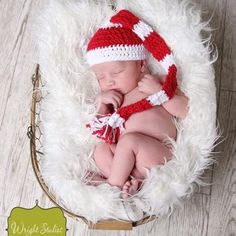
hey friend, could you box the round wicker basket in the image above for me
[27,64,157,230]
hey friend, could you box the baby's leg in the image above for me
[133,133,172,177]
[93,142,115,178]
[107,132,172,189]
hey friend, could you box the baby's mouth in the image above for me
[115,89,123,94]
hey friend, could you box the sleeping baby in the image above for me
[85,10,189,199]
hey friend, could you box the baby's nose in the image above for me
[108,79,115,86]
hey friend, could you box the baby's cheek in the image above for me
[127,82,138,92]
[129,78,139,87]
[100,83,108,91]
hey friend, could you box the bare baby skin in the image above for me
[87,60,189,199]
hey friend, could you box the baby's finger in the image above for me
[144,74,153,79]
[110,98,119,109]
[113,95,122,107]
[141,77,150,84]
[138,80,144,86]
[138,82,149,93]
[111,89,123,98]
[112,93,124,108]
[138,84,145,92]
[138,81,148,89]
[113,91,123,101]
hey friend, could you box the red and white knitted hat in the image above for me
[86,9,177,102]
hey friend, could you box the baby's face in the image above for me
[92,60,143,94]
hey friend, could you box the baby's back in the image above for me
[120,87,177,141]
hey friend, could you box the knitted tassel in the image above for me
[86,97,156,144]
[86,112,126,144]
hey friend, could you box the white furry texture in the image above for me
[33,0,219,223]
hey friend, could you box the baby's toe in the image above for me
[128,179,141,195]
[122,188,129,199]
[131,179,139,186]
[122,192,129,199]
[122,186,128,193]
[122,181,130,189]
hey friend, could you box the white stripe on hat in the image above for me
[132,20,153,41]
[86,44,146,65]
[159,53,176,73]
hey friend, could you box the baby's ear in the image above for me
[140,60,146,72]
[141,60,151,74]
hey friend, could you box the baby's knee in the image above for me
[118,132,142,150]
[95,142,109,151]
[94,142,109,158]
[93,142,112,163]
[93,142,113,177]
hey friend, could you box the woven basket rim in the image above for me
[28,64,157,230]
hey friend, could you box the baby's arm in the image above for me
[157,75,189,119]
[162,88,189,119]
[138,74,189,119]
[96,101,111,115]
[96,98,114,116]
[95,90,123,115]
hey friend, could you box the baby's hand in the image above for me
[96,90,123,110]
[138,74,162,95]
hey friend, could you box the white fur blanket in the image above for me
[33,0,219,223]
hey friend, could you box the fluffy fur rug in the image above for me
[33,0,219,223]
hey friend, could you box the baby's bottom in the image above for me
[93,132,172,189]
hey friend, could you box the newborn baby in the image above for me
[87,60,188,198]
[84,9,189,198]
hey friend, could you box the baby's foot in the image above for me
[122,178,141,199]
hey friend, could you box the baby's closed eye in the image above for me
[112,70,124,75]
[116,69,124,73]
